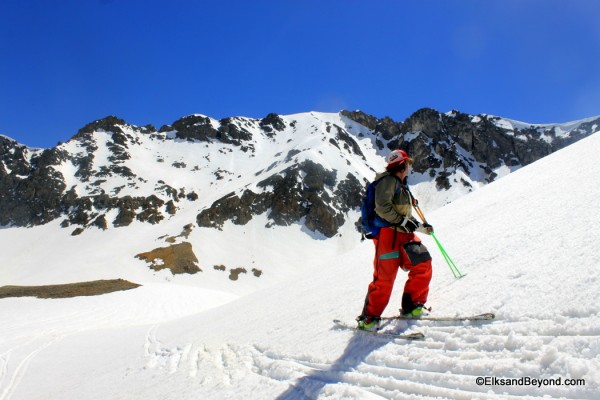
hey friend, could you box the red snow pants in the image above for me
[362,227,432,319]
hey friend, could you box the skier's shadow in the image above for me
[275,331,394,400]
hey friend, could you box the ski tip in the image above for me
[464,312,496,320]
[469,312,495,320]
[383,311,496,321]
[407,332,426,340]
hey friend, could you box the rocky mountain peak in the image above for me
[259,113,287,133]
[340,110,379,131]
[72,116,129,140]
[400,107,445,136]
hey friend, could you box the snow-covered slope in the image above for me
[1,129,598,399]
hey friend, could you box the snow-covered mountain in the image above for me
[1,109,598,237]
[0,124,598,399]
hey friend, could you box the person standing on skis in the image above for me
[357,149,434,331]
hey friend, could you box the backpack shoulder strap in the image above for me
[392,175,419,207]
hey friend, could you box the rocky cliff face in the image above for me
[196,160,363,238]
[1,109,598,237]
[342,109,599,189]
[0,136,68,226]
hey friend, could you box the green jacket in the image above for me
[374,171,414,233]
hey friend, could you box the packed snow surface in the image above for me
[1,133,600,399]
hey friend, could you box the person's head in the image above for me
[385,149,413,177]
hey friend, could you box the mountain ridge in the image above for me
[1,108,598,239]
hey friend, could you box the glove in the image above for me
[397,216,421,232]
[416,222,434,235]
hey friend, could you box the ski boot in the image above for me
[401,305,430,318]
[356,316,380,331]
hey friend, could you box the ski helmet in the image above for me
[385,149,410,170]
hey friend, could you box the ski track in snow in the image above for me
[139,314,599,399]
[0,334,66,400]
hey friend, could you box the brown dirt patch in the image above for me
[0,279,141,299]
[229,267,247,281]
[135,241,201,274]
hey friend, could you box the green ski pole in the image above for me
[413,203,465,279]
[430,232,465,279]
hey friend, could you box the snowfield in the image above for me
[1,132,600,399]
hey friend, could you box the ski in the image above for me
[383,312,495,322]
[332,319,425,340]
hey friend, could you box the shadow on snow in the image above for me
[275,330,396,399]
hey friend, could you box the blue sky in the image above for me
[1,0,599,148]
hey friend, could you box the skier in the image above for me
[357,149,434,331]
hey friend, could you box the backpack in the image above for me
[360,177,390,240]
